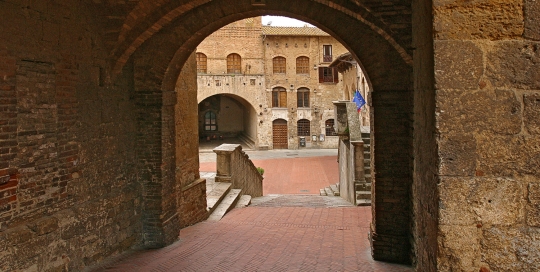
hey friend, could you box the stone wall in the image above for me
[0,1,142,271]
[264,34,347,149]
[335,102,365,205]
[434,0,540,270]
[197,18,349,149]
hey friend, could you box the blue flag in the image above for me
[352,90,366,112]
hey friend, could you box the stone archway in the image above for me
[3,0,539,271]
[198,94,259,147]
[128,1,416,265]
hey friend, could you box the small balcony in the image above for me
[323,55,333,62]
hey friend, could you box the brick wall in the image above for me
[370,90,413,264]
[0,1,142,271]
[176,53,208,227]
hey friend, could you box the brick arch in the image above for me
[112,0,412,81]
[158,11,411,94]
[132,0,415,265]
[197,92,258,114]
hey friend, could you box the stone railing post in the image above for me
[351,141,365,183]
[213,144,238,183]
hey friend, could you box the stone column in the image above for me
[213,144,240,183]
[351,141,365,183]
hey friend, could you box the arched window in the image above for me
[227,53,241,74]
[296,56,309,74]
[325,119,337,136]
[273,57,286,74]
[272,87,287,108]
[196,53,207,73]
[297,119,310,136]
[204,111,217,131]
[297,88,310,108]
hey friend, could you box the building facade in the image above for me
[196,17,353,149]
[330,52,371,127]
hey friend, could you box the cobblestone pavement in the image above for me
[91,196,413,272]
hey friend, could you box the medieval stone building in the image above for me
[0,0,538,271]
[330,52,371,127]
[196,17,350,149]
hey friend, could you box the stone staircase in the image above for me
[319,132,372,206]
[320,183,340,197]
[201,172,252,221]
[355,132,372,206]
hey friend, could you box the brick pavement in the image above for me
[200,155,339,195]
[91,196,413,272]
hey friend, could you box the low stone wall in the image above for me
[214,144,263,197]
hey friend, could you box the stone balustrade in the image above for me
[213,144,263,197]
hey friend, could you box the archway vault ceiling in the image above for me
[86,0,413,75]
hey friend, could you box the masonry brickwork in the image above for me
[0,0,538,271]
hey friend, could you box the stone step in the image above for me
[365,174,372,183]
[357,199,372,206]
[206,182,232,214]
[320,188,327,196]
[361,132,370,138]
[364,152,371,159]
[235,195,252,208]
[365,167,371,175]
[364,159,371,167]
[355,182,371,191]
[330,184,340,196]
[324,187,334,197]
[356,190,371,200]
[207,189,243,221]
[362,138,371,144]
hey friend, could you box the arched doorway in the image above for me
[272,119,288,149]
[111,0,417,267]
[198,94,258,147]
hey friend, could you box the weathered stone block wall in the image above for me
[264,34,346,149]
[434,0,540,270]
[0,1,141,271]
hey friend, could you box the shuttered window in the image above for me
[273,57,286,74]
[196,53,207,73]
[297,88,310,108]
[296,56,309,74]
[318,67,338,83]
[272,87,287,108]
[227,53,241,74]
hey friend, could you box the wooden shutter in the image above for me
[333,67,339,83]
[318,67,324,83]
[279,91,287,107]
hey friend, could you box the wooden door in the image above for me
[272,119,288,149]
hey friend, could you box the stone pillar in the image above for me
[214,144,239,183]
[370,90,413,264]
[351,141,365,183]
